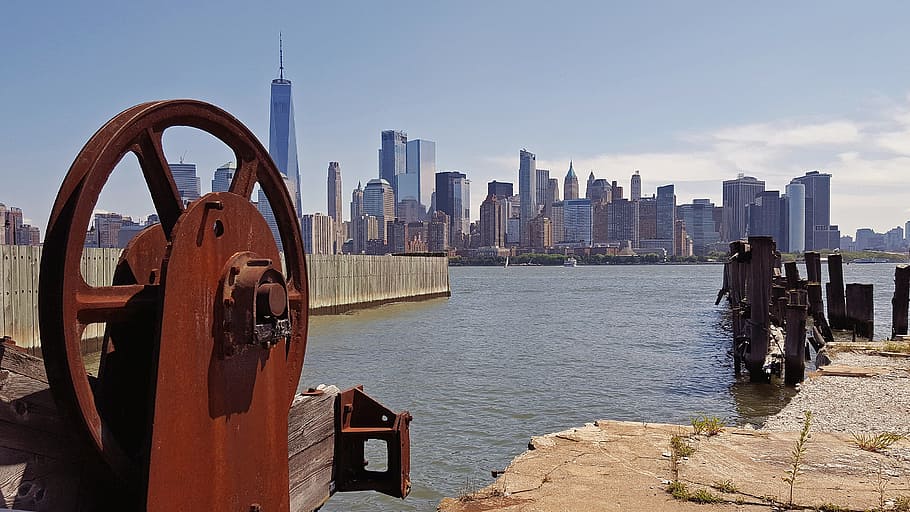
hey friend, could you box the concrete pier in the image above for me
[0,245,450,351]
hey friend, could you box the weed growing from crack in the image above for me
[783,410,812,508]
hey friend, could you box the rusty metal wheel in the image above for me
[38,100,308,498]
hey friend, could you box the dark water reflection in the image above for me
[299,262,900,511]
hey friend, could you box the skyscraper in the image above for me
[785,183,806,253]
[790,170,833,250]
[435,171,470,247]
[327,161,343,253]
[301,213,334,255]
[678,199,721,256]
[563,199,593,246]
[536,168,550,207]
[405,139,436,209]
[722,174,765,242]
[487,180,513,199]
[479,194,504,247]
[656,184,676,253]
[564,161,579,200]
[586,172,596,199]
[349,182,364,251]
[518,149,537,247]
[259,35,302,250]
[363,178,395,243]
[380,130,407,200]
[267,35,301,215]
[211,161,236,193]
[747,190,781,243]
[169,162,200,206]
[630,171,641,201]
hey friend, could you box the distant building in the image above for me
[785,183,806,252]
[89,212,140,248]
[638,197,657,240]
[536,168,550,209]
[656,184,676,246]
[269,39,302,216]
[352,214,379,254]
[428,211,450,252]
[301,213,334,255]
[550,201,565,244]
[611,180,623,202]
[211,161,236,193]
[563,199,593,247]
[790,170,833,250]
[169,162,201,206]
[406,139,436,209]
[608,199,634,244]
[592,201,609,244]
[327,161,343,253]
[564,162,579,200]
[585,172,596,200]
[528,214,552,250]
[479,194,504,248]
[678,199,721,256]
[380,130,407,201]
[519,149,537,247]
[674,219,693,257]
[363,178,395,243]
[630,171,642,201]
[588,179,611,204]
[722,174,765,241]
[488,180,513,199]
[747,190,782,244]
[435,171,471,247]
[396,198,425,223]
[546,178,560,209]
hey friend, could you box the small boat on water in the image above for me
[504,256,509,268]
[563,257,577,267]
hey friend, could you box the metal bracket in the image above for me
[335,386,412,498]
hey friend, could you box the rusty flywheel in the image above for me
[38,100,308,510]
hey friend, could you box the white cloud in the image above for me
[711,120,862,147]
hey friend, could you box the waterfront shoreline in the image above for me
[437,346,910,511]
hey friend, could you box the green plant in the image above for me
[711,479,737,493]
[689,488,723,504]
[671,434,696,458]
[692,415,726,436]
[893,495,910,512]
[882,341,910,353]
[783,410,813,508]
[815,503,846,512]
[668,480,689,500]
[852,432,905,452]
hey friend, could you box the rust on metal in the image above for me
[36,98,411,509]
[38,100,308,510]
[336,385,413,498]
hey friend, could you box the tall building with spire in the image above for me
[327,162,343,253]
[259,34,302,249]
[564,161,579,200]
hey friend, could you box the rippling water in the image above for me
[298,262,901,511]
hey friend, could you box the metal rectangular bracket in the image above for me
[335,386,412,498]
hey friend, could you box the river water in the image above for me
[298,262,900,511]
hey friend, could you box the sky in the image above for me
[3,1,910,239]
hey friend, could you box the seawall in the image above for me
[0,245,450,351]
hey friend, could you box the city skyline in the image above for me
[3,3,910,237]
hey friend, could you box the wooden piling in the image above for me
[784,290,808,386]
[747,237,774,381]
[826,253,847,329]
[805,251,822,284]
[784,261,801,290]
[892,265,910,339]
[846,283,875,340]
[806,283,834,343]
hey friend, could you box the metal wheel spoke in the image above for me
[134,128,184,238]
[229,155,259,199]
[75,284,158,325]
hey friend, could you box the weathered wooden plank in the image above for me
[892,265,910,338]
[288,387,338,512]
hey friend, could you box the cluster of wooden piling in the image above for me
[717,237,902,385]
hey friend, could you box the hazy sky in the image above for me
[3,1,910,238]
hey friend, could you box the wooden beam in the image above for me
[0,341,340,511]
